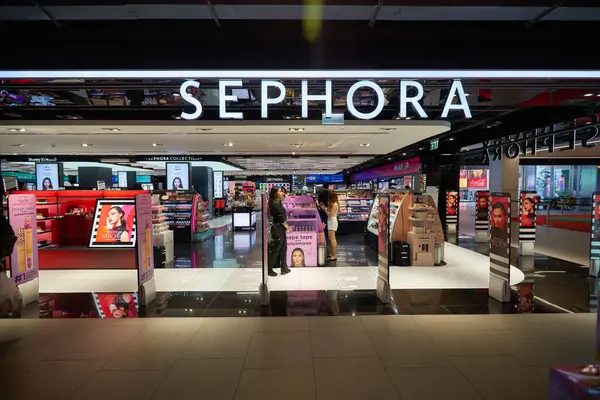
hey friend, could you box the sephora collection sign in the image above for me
[179,79,472,120]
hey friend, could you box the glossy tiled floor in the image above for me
[0,314,595,399]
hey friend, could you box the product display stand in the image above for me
[159,190,197,242]
[407,198,435,266]
[519,191,537,256]
[233,205,257,231]
[151,195,173,267]
[283,195,319,267]
[337,190,374,234]
[475,191,490,243]
[194,195,212,242]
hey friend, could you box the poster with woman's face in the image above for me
[36,163,59,190]
[93,293,138,318]
[89,199,136,247]
[520,192,537,228]
[286,232,317,267]
[166,163,190,190]
[446,191,458,215]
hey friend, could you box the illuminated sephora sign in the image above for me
[179,79,472,121]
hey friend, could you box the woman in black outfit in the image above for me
[268,187,291,277]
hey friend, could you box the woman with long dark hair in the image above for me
[106,206,130,242]
[268,186,291,276]
[172,177,184,190]
[42,177,53,190]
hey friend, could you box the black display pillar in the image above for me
[125,171,137,189]
[78,166,112,189]
[192,166,214,215]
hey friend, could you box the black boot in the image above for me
[281,267,291,275]
[268,269,278,277]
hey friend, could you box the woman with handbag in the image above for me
[268,187,291,277]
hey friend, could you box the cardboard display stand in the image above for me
[489,192,511,303]
[7,194,39,306]
[135,194,156,306]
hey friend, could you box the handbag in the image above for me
[0,272,23,316]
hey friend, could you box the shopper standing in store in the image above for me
[320,191,339,262]
[317,183,331,257]
[268,187,291,277]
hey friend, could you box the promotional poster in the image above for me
[475,191,490,231]
[489,193,511,283]
[262,193,269,282]
[35,163,59,190]
[135,194,154,286]
[377,194,390,303]
[93,293,139,318]
[519,191,537,242]
[446,190,459,228]
[8,194,39,285]
[166,162,190,190]
[286,232,317,267]
[118,171,128,188]
[214,171,223,199]
[89,199,136,248]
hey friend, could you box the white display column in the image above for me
[489,156,519,242]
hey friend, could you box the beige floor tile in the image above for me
[513,349,596,367]
[103,350,181,370]
[426,329,510,356]
[451,355,548,400]
[201,317,256,332]
[387,367,484,400]
[10,360,105,400]
[71,370,167,400]
[314,357,399,400]
[234,368,316,400]
[255,317,309,332]
[361,315,420,333]
[153,359,243,400]
[311,330,377,358]
[369,331,452,368]
[182,329,252,359]
[309,316,365,333]
[245,332,312,369]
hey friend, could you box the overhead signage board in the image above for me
[306,174,344,183]
[351,157,420,182]
[179,79,472,121]
[430,139,439,151]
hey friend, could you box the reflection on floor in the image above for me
[38,242,525,293]
[22,210,600,316]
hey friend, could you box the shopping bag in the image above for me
[0,272,23,316]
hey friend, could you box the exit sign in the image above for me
[430,139,439,150]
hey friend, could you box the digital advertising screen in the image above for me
[520,191,537,229]
[475,191,490,224]
[306,174,344,184]
[88,199,136,248]
[490,193,511,260]
[166,162,190,190]
[118,171,128,188]
[35,163,59,190]
[214,171,223,199]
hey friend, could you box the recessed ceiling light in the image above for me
[152,143,164,147]
[8,128,26,132]
[172,115,182,120]
[465,93,470,97]
[197,128,212,132]
[360,143,371,147]
[449,138,455,141]
[380,128,396,131]
[597,94,600,97]
[584,93,594,97]
[284,116,292,120]
[228,142,233,147]
[12,153,18,155]
[292,152,296,155]
[10,144,25,147]
[102,128,121,132]
[394,116,402,120]
[81,143,94,147]
[289,128,305,132]
[402,152,407,156]
[290,144,303,148]
[405,117,412,120]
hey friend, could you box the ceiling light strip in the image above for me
[2,70,600,79]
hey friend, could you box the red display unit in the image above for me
[12,190,146,270]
